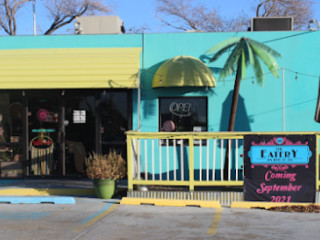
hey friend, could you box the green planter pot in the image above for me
[93,179,116,199]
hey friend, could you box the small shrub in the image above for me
[85,150,126,180]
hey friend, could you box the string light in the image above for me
[142,67,320,88]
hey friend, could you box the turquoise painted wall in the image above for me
[133,31,320,133]
[0,32,319,178]
[0,32,318,133]
[0,34,142,49]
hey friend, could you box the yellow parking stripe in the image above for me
[207,208,222,235]
[74,204,118,232]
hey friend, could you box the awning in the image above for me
[0,47,141,89]
[152,56,215,88]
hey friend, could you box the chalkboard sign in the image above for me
[244,135,316,203]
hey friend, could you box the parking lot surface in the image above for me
[0,197,319,240]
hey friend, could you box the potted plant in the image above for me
[85,150,126,199]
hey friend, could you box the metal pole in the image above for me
[33,0,36,35]
[58,91,65,176]
[22,91,29,175]
[282,68,286,131]
[137,32,145,132]
[137,69,141,131]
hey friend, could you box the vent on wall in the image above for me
[251,17,294,31]
[74,15,125,35]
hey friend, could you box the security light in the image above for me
[308,19,320,31]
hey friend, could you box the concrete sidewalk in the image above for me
[1,179,319,209]
[0,178,128,197]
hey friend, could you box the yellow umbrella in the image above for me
[152,56,216,88]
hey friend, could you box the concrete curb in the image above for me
[120,197,221,208]
[0,188,95,196]
[230,201,320,209]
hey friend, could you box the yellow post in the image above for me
[126,135,133,191]
[189,136,195,191]
[316,134,319,191]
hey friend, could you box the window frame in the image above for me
[158,96,208,133]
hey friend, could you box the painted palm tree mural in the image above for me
[206,37,281,179]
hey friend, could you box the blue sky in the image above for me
[116,0,256,32]
[11,0,320,35]
[116,0,320,33]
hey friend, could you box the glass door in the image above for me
[99,91,131,156]
[64,90,131,176]
[28,91,60,176]
[64,90,97,176]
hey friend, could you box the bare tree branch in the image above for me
[156,0,249,32]
[157,0,314,32]
[255,0,314,30]
[44,0,113,35]
[0,0,30,35]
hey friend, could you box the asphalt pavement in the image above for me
[0,197,319,240]
[0,179,319,239]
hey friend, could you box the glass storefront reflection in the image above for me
[0,90,131,178]
[0,92,23,177]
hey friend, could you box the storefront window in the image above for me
[159,97,207,132]
[0,92,23,176]
[0,89,132,178]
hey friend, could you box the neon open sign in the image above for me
[169,102,192,117]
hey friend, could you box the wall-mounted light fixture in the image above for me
[308,19,320,31]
